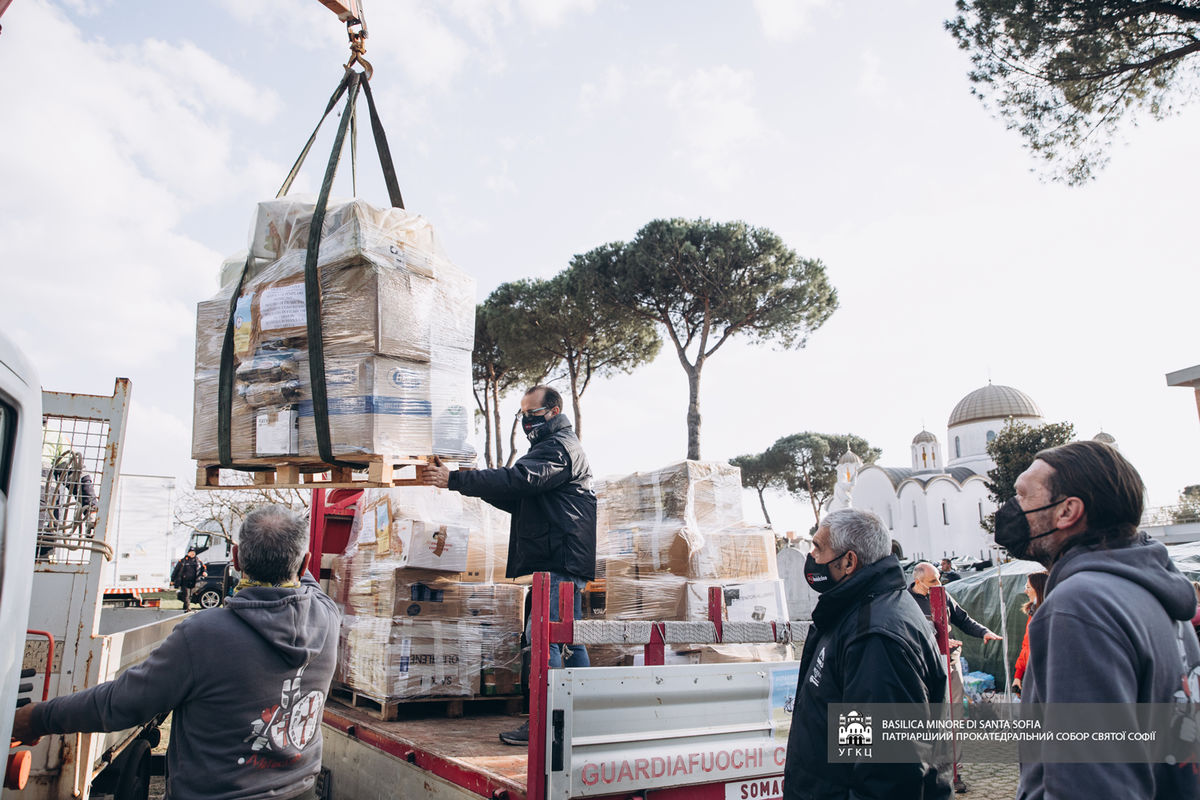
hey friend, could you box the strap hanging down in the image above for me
[216,70,404,471]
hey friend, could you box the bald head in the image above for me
[914,562,939,582]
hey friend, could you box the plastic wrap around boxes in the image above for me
[329,488,524,700]
[595,461,792,665]
[191,198,476,466]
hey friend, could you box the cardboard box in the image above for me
[342,618,482,699]
[597,461,745,533]
[682,579,789,623]
[604,558,686,621]
[368,499,470,573]
[687,526,779,581]
[389,574,525,625]
[698,643,794,664]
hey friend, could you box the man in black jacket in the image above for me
[422,385,596,746]
[171,549,207,612]
[909,562,1001,708]
[785,509,950,800]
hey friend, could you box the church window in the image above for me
[887,506,894,529]
[955,437,961,458]
[912,501,918,527]
[942,502,948,525]
[978,502,983,522]
[986,430,996,442]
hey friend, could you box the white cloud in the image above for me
[518,0,597,29]
[665,66,771,185]
[578,65,627,114]
[59,0,111,15]
[753,0,828,42]
[857,50,885,97]
[0,1,279,373]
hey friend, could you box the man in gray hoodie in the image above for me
[11,505,339,800]
[996,441,1200,800]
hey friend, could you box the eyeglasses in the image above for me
[515,406,548,420]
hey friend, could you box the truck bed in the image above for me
[323,699,529,799]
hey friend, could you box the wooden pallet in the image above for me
[196,457,475,490]
[329,685,522,721]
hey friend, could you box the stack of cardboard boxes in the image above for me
[329,487,525,700]
[191,198,476,466]
[596,461,790,664]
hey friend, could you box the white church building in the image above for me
[848,383,1045,562]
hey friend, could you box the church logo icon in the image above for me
[838,711,872,746]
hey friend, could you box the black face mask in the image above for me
[804,550,849,593]
[993,496,1065,559]
[522,412,549,438]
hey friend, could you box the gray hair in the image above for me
[237,505,309,584]
[821,508,891,566]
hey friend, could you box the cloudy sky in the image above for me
[2,0,1197,536]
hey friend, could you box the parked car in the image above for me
[176,560,239,609]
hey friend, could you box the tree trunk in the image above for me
[480,383,494,468]
[491,383,504,467]
[507,416,521,466]
[804,469,820,526]
[686,364,702,460]
[757,488,772,525]
[567,357,583,440]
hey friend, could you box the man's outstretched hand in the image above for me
[420,456,451,489]
[10,703,40,745]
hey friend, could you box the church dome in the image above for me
[948,383,1042,428]
[838,448,863,466]
[912,429,937,445]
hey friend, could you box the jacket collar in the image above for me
[812,555,906,629]
[529,412,572,444]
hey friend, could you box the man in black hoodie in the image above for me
[998,441,1200,800]
[422,384,596,746]
[784,508,950,799]
[11,505,339,800]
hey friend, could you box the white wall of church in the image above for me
[947,419,1005,469]
[852,467,997,562]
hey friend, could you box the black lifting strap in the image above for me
[217,70,405,470]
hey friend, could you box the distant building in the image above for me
[848,383,1046,561]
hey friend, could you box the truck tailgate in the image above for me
[323,700,529,799]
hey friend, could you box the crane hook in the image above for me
[342,5,373,80]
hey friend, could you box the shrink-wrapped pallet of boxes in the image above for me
[595,461,792,664]
[332,487,524,701]
[191,198,476,471]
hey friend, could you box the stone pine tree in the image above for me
[1170,485,1200,524]
[490,258,661,442]
[471,288,556,468]
[947,1,1200,183]
[589,218,837,460]
[730,448,790,525]
[981,418,1076,532]
[771,432,881,527]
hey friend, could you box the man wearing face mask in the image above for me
[784,509,950,800]
[420,385,596,747]
[998,441,1200,800]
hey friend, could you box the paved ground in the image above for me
[956,761,1019,798]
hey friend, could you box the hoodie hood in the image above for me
[225,583,335,668]
[1050,532,1197,622]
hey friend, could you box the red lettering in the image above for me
[741,786,750,800]
[746,747,761,768]
[701,751,715,772]
[732,749,745,770]
[651,757,667,778]
[581,763,598,786]
[716,750,731,771]
[774,745,787,766]
[601,761,616,784]
[670,755,686,775]
[617,761,634,783]
[634,758,650,780]
[688,752,700,773]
